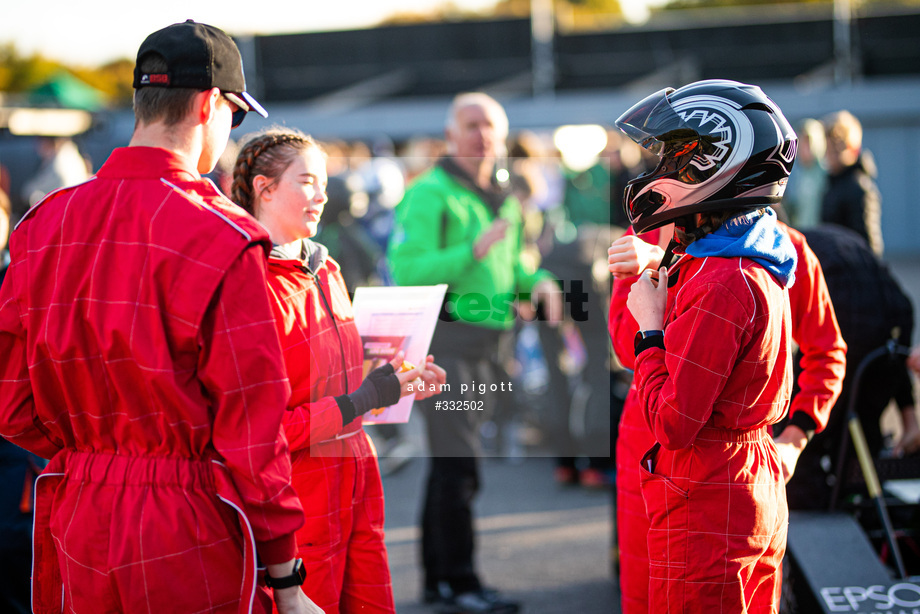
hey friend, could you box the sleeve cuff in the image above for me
[634,335,665,356]
[376,373,402,408]
[335,394,357,425]
[257,533,298,566]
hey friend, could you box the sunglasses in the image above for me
[222,92,249,129]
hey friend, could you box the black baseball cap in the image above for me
[133,20,267,121]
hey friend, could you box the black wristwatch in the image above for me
[634,329,664,353]
[264,558,306,589]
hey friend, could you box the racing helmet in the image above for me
[616,79,797,234]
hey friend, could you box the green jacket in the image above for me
[387,163,553,330]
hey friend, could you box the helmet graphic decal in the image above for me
[762,112,797,170]
[737,111,797,200]
[632,95,754,214]
[681,109,733,171]
[674,95,754,184]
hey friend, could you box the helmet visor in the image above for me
[615,87,697,157]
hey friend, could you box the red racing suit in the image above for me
[609,227,664,614]
[782,224,847,436]
[265,242,394,614]
[0,147,304,614]
[609,226,845,613]
[633,251,793,612]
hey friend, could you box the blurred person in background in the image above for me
[534,129,622,488]
[388,92,562,614]
[508,131,561,215]
[783,118,826,229]
[508,131,562,257]
[322,140,351,177]
[507,156,546,282]
[355,135,407,254]
[506,132,564,462]
[20,136,91,209]
[347,140,372,172]
[821,110,884,256]
[0,165,10,198]
[231,127,446,614]
[398,136,447,183]
[0,184,40,614]
[605,130,648,231]
[207,136,240,196]
[782,224,917,511]
[556,129,613,230]
[911,346,920,375]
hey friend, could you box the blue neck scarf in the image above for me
[685,208,797,288]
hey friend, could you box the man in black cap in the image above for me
[0,21,320,614]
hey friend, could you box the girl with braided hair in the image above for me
[232,127,447,614]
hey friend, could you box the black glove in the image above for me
[335,363,402,424]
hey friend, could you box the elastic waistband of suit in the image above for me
[695,426,769,443]
[61,450,216,489]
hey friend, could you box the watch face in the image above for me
[294,559,306,584]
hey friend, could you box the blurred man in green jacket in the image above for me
[388,92,560,614]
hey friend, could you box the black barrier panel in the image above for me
[859,11,920,77]
[251,9,920,103]
[786,511,896,613]
[257,19,532,102]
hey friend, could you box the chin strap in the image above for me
[658,237,680,271]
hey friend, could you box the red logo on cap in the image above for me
[144,74,170,85]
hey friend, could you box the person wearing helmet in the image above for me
[618,80,798,612]
[608,220,846,614]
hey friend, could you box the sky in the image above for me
[2,0,656,66]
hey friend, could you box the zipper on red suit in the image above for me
[299,264,350,393]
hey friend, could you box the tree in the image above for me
[0,44,62,95]
[492,0,623,25]
[377,0,623,28]
[0,43,133,108]
[658,0,919,10]
[378,1,484,25]
[73,60,134,105]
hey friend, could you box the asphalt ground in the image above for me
[376,449,620,614]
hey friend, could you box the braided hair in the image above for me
[231,127,323,216]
